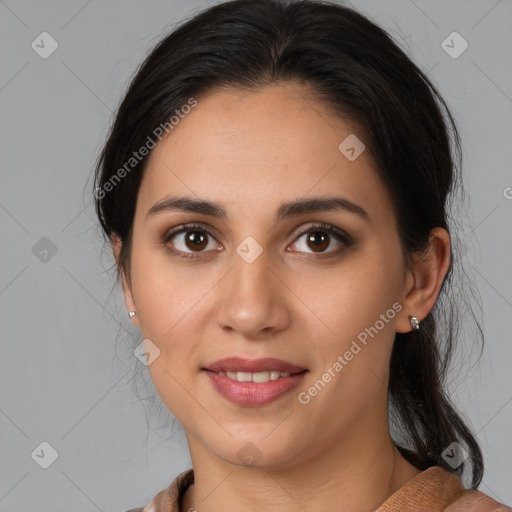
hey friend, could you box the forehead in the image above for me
[136,83,394,224]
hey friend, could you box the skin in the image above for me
[112,83,451,512]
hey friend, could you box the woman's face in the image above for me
[120,83,413,469]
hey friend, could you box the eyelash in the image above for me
[161,222,353,260]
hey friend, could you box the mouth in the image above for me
[205,369,307,383]
[203,356,308,375]
[202,357,309,406]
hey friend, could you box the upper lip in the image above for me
[203,357,307,374]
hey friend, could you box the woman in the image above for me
[93,0,510,510]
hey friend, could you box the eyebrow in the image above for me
[145,195,369,223]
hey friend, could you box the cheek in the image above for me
[296,249,403,343]
[294,247,403,404]
[130,244,211,341]
[131,252,205,419]
[296,266,400,422]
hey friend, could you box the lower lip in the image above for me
[204,370,308,406]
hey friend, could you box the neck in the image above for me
[181,417,421,512]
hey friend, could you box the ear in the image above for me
[111,234,140,328]
[396,227,451,333]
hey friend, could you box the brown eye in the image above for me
[289,223,352,256]
[164,224,219,256]
[307,231,330,252]
[184,230,208,251]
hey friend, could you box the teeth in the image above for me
[217,370,293,382]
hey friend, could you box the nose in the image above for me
[214,247,291,338]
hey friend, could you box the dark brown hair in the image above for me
[92,0,484,487]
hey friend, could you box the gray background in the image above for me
[1,0,511,510]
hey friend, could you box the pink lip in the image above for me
[203,357,309,406]
[204,370,308,406]
[203,357,307,373]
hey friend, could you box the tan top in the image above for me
[126,466,511,512]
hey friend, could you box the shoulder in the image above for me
[444,489,511,512]
[377,466,511,512]
[124,468,195,512]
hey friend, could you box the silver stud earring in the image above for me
[410,316,420,331]
[128,311,136,319]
